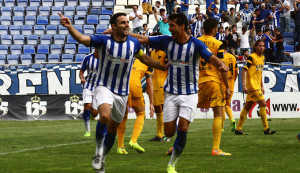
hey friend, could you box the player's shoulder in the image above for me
[83,52,94,60]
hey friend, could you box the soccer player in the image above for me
[129,13,228,173]
[117,58,154,154]
[197,18,231,156]
[79,49,100,137]
[58,12,168,172]
[235,40,276,135]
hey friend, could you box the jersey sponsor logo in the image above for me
[170,59,192,67]
[26,95,47,120]
[65,95,84,119]
[106,48,131,63]
[256,64,264,71]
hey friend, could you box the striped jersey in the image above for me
[90,34,141,96]
[270,10,281,28]
[193,19,204,38]
[254,34,263,41]
[216,32,226,41]
[239,9,253,23]
[80,53,99,91]
[149,35,212,95]
[263,34,272,49]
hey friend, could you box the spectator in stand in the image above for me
[174,5,181,14]
[273,28,287,62]
[294,0,300,45]
[284,44,300,65]
[259,3,271,23]
[192,14,205,37]
[142,0,154,15]
[176,0,190,19]
[254,0,263,8]
[155,1,165,13]
[153,8,167,32]
[206,0,219,9]
[191,7,207,21]
[263,28,277,62]
[238,24,256,55]
[278,0,291,33]
[249,9,265,31]
[164,0,176,14]
[187,26,193,36]
[139,24,151,56]
[220,0,238,13]
[238,49,250,61]
[221,16,230,30]
[229,47,240,59]
[254,28,264,41]
[227,25,240,55]
[228,7,239,27]
[261,20,275,35]
[129,5,144,33]
[153,8,172,35]
[270,4,281,29]
[238,3,253,27]
[216,26,226,40]
[208,2,223,22]
[239,0,251,11]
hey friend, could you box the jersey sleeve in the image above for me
[146,67,154,75]
[195,39,213,61]
[90,35,106,48]
[134,39,142,55]
[243,56,253,70]
[217,43,225,59]
[149,35,170,50]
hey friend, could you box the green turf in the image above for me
[0,118,299,173]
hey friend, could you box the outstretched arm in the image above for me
[129,33,150,44]
[136,53,169,71]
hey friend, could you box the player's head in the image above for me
[221,40,228,50]
[244,3,249,9]
[143,23,148,30]
[253,40,265,55]
[132,5,138,12]
[155,1,161,7]
[271,4,276,11]
[230,7,235,14]
[242,49,249,57]
[257,28,262,35]
[264,28,271,34]
[160,8,166,16]
[168,13,189,37]
[213,7,218,14]
[195,7,200,13]
[218,26,223,33]
[274,27,280,35]
[110,13,129,36]
[222,16,228,23]
[242,26,247,32]
[231,25,237,32]
[203,18,218,36]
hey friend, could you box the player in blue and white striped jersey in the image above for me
[129,13,228,173]
[79,50,100,137]
[59,12,168,172]
[238,3,253,27]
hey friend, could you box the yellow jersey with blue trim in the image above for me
[243,53,264,91]
[151,50,168,91]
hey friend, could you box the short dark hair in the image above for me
[159,8,165,13]
[143,23,147,27]
[296,43,300,51]
[222,40,228,50]
[257,28,262,32]
[264,28,271,32]
[222,16,228,22]
[242,26,247,31]
[230,7,235,11]
[155,1,161,4]
[168,13,189,31]
[152,32,162,36]
[110,13,127,25]
[203,18,218,35]
[255,9,260,13]
[242,49,249,55]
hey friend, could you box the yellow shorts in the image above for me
[246,89,265,102]
[128,85,145,108]
[153,90,164,106]
[197,81,226,109]
[226,91,234,106]
[142,3,152,14]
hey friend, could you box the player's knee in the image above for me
[165,130,175,138]
[99,113,110,124]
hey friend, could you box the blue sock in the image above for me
[173,130,187,156]
[103,132,116,156]
[95,121,107,155]
[83,110,90,120]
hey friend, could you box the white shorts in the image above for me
[83,88,94,104]
[163,93,198,123]
[92,96,98,110]
[95,86,128,123]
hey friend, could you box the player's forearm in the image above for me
[129,33,149,45]
[79,69,85,80]
[139,54,167,71]
[221,71,229,88]
[241,68,247,86]
[68,25,91,46]
[146,77,154,104]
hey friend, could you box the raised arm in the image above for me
[208,2,215,13]
[129,33,150,44]
[58,12,91,46]
[153,8,159,22]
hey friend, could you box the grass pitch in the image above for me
[0,118,299,173]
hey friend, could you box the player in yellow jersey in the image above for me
[235,40,276,135]
[117,58,154,154]
[197,18,231,156]
[221,41,238,132]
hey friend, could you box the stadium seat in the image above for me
[83,25,95,34]
[104,0,114,8]
[54,0,65,7]
[39,6,50,16]
[67,35,78,44]
[92,0,102,7]
[78,44,90,54]
[283,42,294,52]
[99,15,110,25]
[13,35,25,45]
[79,0,90,6]
[48,54,60,63]
[14,6,25,16]
[0,0,3,7]
[7,55,19,64]
[4,0,15,7]
[11,45,22,55]
[128,0,138,5]
[17,0,28,7]
[49,15,61,25]
[1,7,12,16]
[67,0,77,6]
[26,6,38,16]
[96,24,108,34]
[0,55,6,64]
[22,25,33,36]
[23,45,35,54]
[75,54,85,62]
[54,34,66,44]
[0,16,12,25]
[40,35,52,44]
[42,0,53,6]
[65,15,74,24]
[76,6,88,16]
[13,16,24,25]
[9,25,21,35]
[35,54,47,63]
[20,54,33,64]
[58,25,68,35]
[46,25,57,35]
[37,44,50,54]
[34,25,45,35]
[1,35,12,45]
[30,0,41,6]
[114,5,125,13]
[65,44,76,54]
[290,23,295,33]
[87,15,99,25]
[0,45,9,55]
[283,32,294,45]
[50,44,63,54]
[101,7,113,15]
[27,35,38,45]
[25,16,36,25]
[37,16,49,25]
[90,8,102,15]
[52,6,63,15]
[62,54,74,62]
[74,15,86,25]
[64,6,75,16]
[0,25,9,35]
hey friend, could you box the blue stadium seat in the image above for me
[74,15,86,25]
[29,0,41,6]
[52,6,63,15]
[46,25,57,35]
[90,8,102,15]
[0,55,6,64]
[0,25,9,35]
[13,16,24,25]
[1,35,12,45]
[78,44,90,54]
[101,7,113,15]
[99,15,110,25]
[104,0,114,8]
[14,6,25,16]
[7,55,19,64]
[17,0,28,7]
[92,0,102,7]
[54,0,65,7]
[283,42,294,52]
[58,25,68,35]
[87,15,99,25]
[62,54,74,62]
[4,0,15,7]
[21,54,33,64]
[37,44,50,54]
[48,54,60,63]
[39,6,50,16]
[35,54,47,66]
[65,15,74,24]
[83,25,95,34]
[76,6,88,16]
[74,25,83,33]
[42,0,53,6]
[79,0,90,6]
[11,45,22,55]
[23,45,35,54]
[1,7,12,16]
[0,16,12,25]
[283,32,294,45]
[25,16,36,25]
[34,25,45,35]
[75,54,85,62]
[49,15,60,25]
[22,25,33,36]
[290,23,295,33]
[0,0,3,7]
[67,0,77,6]
[26,6,38,16]
[65,44,76,54]
[64,6,75,16]
[96,24,108,34]
[50,44,63,54]
[0,45,9,55]
[13,35,25,45]
[67,35,78,44]
[37,16,48,25]
[9,25,21,35]
[40,35,52,44]
[54,34,65,44]
[27,35,38,45]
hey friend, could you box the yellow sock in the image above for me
[156,112,164,138]
[259,107,269,130]
[131,111,145,143]
[225,106,234,121]
[117,111,128,148]
[212,117,222,150]
[221,108,225,130]
[236,108,248,131]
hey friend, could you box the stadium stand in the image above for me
[26,6,38,16]
[46,25,58,35]
[58,25,68,35]
[17,0,28,7]
[39,6,51,16]
[37,44,50,54]
[96,24,108,34]
[27,35,38,45]
[0,45,9,55]
[54,0,65,7]
[7,55,19,64]
[30,0,41,6]
[78,44,90,54]
[76,6,88,16]
[48,54,60,63]
[0,55,6,64]
[42,0,53,7]
[49,15,61,25]
[83,25,95,35]
[4,0,15,7]
[40,35,52,44]
[90,8,102,15]
[87,15,99,25]
[35,54,47,63]
[75,54,85,62]
[37,16,49,25]
[52,6,63,15]
[99,15,110,25]
[34,25,46,35]
[67,35,78,44]
[14,6,25,16]
[1,35,12,45]
[25,16,36,25]
[1,16,12,25]
[64,6,75,16]
[67,0,78,6]
[92,0,103,7]
[74,15,86,25]
[64,44,76,54]
[79,0,90,7]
